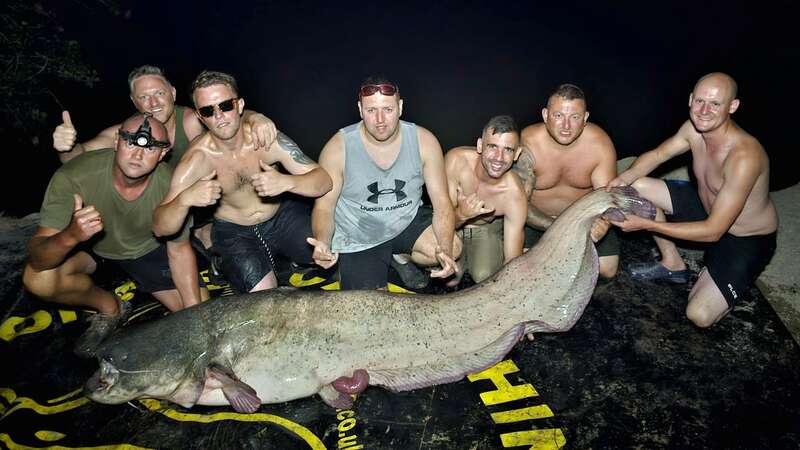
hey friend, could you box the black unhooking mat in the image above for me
[1,225,799,449]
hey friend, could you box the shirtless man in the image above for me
[24,113,205,357]
[609,72,777,328]
[308,77,460,290]
[445,115,527,283]
[51,65,277,255]
[52,65,276,168]
[153,70,332,294]
[514,83,619,278]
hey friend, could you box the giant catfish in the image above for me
[85,186,655,412]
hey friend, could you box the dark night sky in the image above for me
[6,0,799,215]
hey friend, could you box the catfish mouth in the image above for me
[84,359,125,403]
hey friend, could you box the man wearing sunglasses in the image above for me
[52,65,277,168]
[51,65,279,267]
[513,83,620,279]
[153,70,332,294]
[445,115,528,284]
[24,113,207,357]
[308,77,460,290]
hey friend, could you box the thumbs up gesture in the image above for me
[251,160,290,197]
[181,170,222,207]
[67,194,103,242]
[53,111,78,152]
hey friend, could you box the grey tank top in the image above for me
[332,120,424,253]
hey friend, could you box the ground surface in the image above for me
[1,217,798,449]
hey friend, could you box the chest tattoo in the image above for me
[235,172,252,191]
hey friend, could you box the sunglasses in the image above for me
[197,98,238,118]
[359,84,398,99]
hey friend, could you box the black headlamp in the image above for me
[119,113,171,149]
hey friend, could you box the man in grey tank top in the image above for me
[308,77,461,290]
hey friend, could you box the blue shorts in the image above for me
[666,180,776,306]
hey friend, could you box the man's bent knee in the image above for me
[249,271,278,293]
[22,264,61,300]
[685,302,725,328]
[599,256,619,279]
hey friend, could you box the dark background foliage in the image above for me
[2,0,798,216]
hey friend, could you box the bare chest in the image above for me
[459,177,509,216]
[211,152,263,194]
[533,147,595,190]
[690,140,727,196]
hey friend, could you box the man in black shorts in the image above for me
[153,71,332,294]
[609,73,777,327]
[24,112,206,356]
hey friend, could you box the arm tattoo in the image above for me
[512,148,552,229]
[512,149,536,199]
[277,132,314,165]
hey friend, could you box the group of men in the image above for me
[22,66,777,357]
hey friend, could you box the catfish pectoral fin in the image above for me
[206,365,261,413]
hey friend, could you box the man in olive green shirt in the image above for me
[24,112,205,357]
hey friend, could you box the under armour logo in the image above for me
[367,180,407,203]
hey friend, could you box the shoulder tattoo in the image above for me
[512,149,536,197]
[277,132,314,165]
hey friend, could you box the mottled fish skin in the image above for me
[86,187,655,409]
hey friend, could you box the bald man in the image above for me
[609,73,777,328]
[24,112,206,357]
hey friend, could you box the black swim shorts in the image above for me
[108,245,180,294]
[212,199,314,294]
[666,180,777,306]
[524,224,620,257]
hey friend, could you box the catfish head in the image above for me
[84,315,211,407]
[602,185,657,222]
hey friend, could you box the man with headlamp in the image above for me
[24,112,207,357]
[51,65,277,167]
[50,65,278,270]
